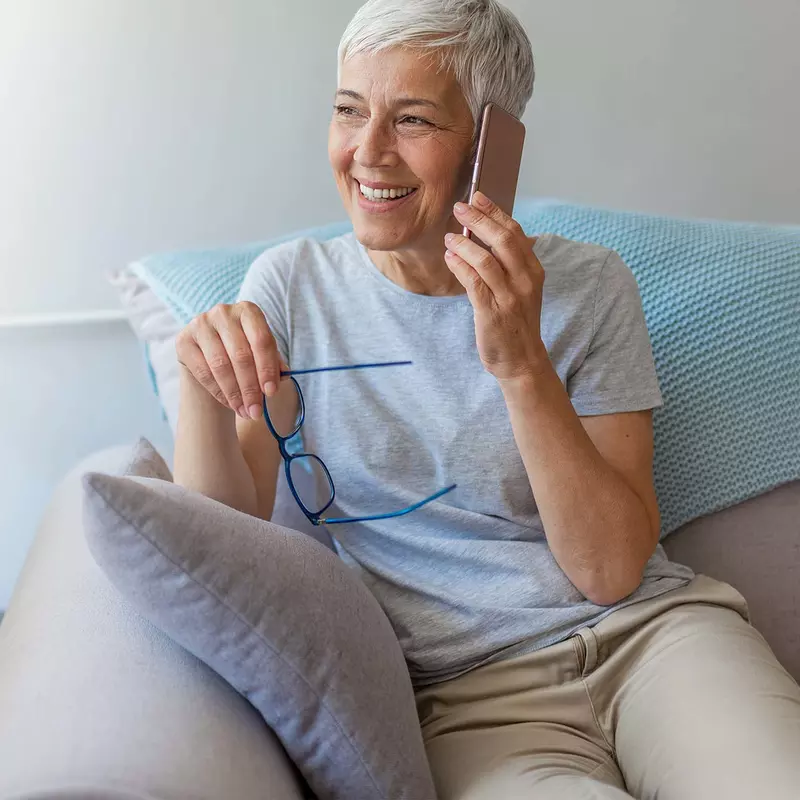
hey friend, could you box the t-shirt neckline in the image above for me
[352,232,553,306]
[353,236,472,306]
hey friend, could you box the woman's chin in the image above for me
[347,208,405,246]
[352,222,411,252]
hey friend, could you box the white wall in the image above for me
[515,0,800,223]
[1,0,798,607]
[0,324,174,607]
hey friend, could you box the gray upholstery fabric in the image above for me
[0,445,304,800]
[82,443,436,800]
[664,479,800,682]
[120,436,173,481]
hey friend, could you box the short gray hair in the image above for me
[338,0,535,126]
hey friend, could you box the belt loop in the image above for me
[577,628,599,676]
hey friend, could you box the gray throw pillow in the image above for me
[118,436,173,481]
[82,441,436,800]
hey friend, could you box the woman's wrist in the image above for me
[496,352,555,399]
[177,364,237,428]
[174,364,258,514]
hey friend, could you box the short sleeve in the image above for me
[236,242,295,366]
[567,250,663,416]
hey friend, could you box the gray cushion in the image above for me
[82,441,436,800]
[120,436,173,481]
[664,479,800,682]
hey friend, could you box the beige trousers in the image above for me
[415,576,800,800]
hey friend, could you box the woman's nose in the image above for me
[353,121,398,169]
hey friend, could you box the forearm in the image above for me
[174,366,259,516]
[500,362,654,605]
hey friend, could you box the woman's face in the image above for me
[329,47,475,252]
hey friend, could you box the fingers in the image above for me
[175,302,284,420]
[215,314,265,420]
[194,320,249,417]
[176,336,229,407]
[239,303,283,397]
[443,248,488,306]
[444,231,511,300]
[453,193,531,281]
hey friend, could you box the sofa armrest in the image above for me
[0,447,305,800]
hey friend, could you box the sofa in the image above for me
[1,201,798,798]
[1,445,798,799]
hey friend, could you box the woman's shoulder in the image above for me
[244,231,358,288]
[248,231,348,270]
[533,232,620,275]
[534,233,638,298]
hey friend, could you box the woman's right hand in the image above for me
[176,301,284,420]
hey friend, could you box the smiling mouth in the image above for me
[354,179,419,204]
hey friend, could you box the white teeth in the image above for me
[358,183,414,201]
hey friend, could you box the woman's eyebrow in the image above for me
[396,98,441,111]
[336,89,364,101]
[335,89,441,111]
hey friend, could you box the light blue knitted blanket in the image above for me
[130,199,800,537]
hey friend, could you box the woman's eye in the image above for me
[400,116,431,126]
[335,105,360,117]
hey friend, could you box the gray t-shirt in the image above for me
[239,232,693,686]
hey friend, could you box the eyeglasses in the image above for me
[261,360,456,526]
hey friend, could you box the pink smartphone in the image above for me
[463,103,526,247]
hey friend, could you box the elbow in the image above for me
[578,564,645,607]
[582,584,634,608]
[577,520,659,607]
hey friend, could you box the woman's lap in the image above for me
[603,599,800,799]
[416,576,800,800]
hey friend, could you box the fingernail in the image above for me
[444,233,456,246]
[264,381,277,397]
[248,404,262,420]
[444,249,455,259]
[453,202,468,213]
[237,406,247,419]
[473,192,490,208]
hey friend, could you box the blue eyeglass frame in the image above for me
[261,360,456,526]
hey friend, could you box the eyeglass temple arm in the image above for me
[281,360,413,377]
[319,484,457,526]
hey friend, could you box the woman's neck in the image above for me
[366,217,466,297]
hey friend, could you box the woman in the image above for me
[174,1,800,798]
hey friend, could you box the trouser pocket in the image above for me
[572,628,599,676]
[572,633,587,675]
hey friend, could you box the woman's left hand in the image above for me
[445,191,550,383]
